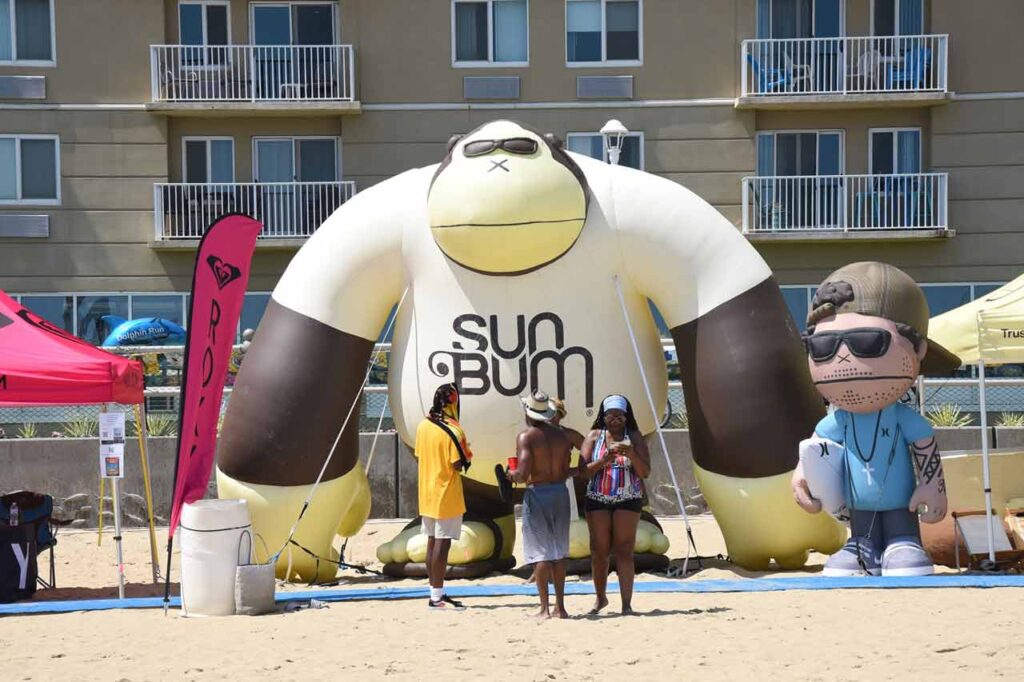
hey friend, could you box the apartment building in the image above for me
[0,0,1022,349]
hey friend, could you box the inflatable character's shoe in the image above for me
[216,463,372,584]
[822,536,881,576]
[377,514,516,579]
[556,516,671,575]
[881,538,933,577]
[695,464,847,571]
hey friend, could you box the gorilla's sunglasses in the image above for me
[802,328,892,362]
[463,137,538,157]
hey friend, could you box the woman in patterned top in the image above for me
[579,394,651,615]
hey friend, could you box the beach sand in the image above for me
[5,516,1023,680]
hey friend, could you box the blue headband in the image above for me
[602,395,628,413]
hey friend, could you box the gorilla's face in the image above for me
[427,120,588,275]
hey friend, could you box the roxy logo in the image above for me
[207,255,242,290]
[1001,328,1024,339]
[428,312,594,407]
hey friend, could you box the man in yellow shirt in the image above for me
[417,383,472,610]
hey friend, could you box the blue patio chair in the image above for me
[0,491,71,589]
[746,53,810,94]
[886,46,932,90]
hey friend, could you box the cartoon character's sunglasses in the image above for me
[802,328,892,362]
[463,137,538,157]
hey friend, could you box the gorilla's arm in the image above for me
[606,162,823,479]
[671,277,824,478]
[219,300,374,484]
[218,170,419,485]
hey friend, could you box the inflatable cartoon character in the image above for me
[218,120,843,581]
[793,262,960,576]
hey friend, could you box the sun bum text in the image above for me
[428,312,594,407]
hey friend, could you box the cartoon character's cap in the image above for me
[808,261,961,376]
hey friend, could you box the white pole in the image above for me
[613,276,697,576]
[112,477,126,599]
[101,403,126,599]
[917,375,925,416]
[978,356,996,563]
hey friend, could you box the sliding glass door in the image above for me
[756,130,844,229]
[255,138,338,236]
[252,3,336,98]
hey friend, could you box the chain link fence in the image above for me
[3,345,1023,438]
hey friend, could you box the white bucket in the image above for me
[179,498,251,617]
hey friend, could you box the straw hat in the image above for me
[521,390,557,422]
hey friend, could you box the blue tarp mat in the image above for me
[3,574,1023,616]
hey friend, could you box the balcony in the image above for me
[148,45,359,116]
[152,181,356,246]
[741,172,951,241]
[739,35,949,109]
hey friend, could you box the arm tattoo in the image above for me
[912,438,945,491]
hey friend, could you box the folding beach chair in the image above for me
[952,509,1024,573]
[0,491,71,589]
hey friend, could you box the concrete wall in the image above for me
[2,427,1020,527]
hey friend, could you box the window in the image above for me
[178,1,229,66]
[921,284,970,317]
[781,286,812,331]
[252,2,336,45]
[183,137,235,183]
[756,0,843,39]
[254,137,339,182]
[566,132,644,170]
[566,0,640,64]
[756,130,844,228]
[0,0,54,64]
[240,294,271,335]
[757,130,843,176]
[870,128,921,174]
[0,134,59,204]
[131,295,186,326]
[77,295,130,345]
[453,0,528,65]
[18,295,72,333]
[873,0,923,36]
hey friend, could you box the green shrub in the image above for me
[925,404,973,428]
[16,422,38,439]
[62,417,99,438]
[146,414,178,437]
[996,412,1024,428]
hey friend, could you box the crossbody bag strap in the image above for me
[432,417,471,473]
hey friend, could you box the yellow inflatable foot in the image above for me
[217,463,372,583]
[377,514,516,567]
[695,463,846,571]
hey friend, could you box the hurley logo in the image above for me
[207,255,242,290]
[0,312,11,330]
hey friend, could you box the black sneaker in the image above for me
[428,595,466,611]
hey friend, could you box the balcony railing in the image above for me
[150,45,355,102]
[741,173,948,234]
[153,181,357,240]
[741,35,947,97]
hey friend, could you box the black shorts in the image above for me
[584,497,644,514]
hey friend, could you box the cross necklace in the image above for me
[851,411,884,486]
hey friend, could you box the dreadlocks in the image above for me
[428,382,459,422]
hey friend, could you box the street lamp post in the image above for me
[600,119,628,166]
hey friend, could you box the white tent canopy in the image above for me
[930,276,1024,563]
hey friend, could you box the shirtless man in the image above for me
[509,391,574,619]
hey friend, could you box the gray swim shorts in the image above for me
[522,482,571,564]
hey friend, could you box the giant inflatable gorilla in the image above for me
[218,120,844,581]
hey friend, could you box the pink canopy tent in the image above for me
[0,291,143,406]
